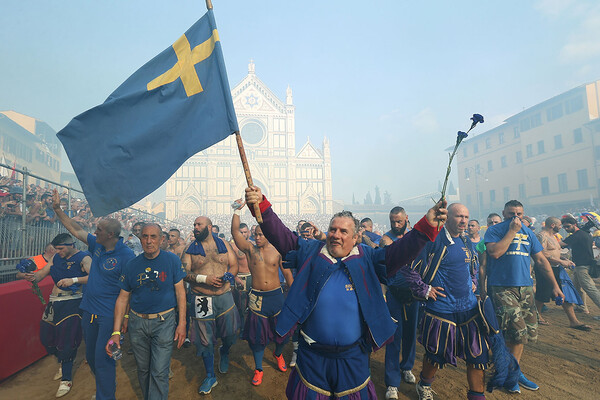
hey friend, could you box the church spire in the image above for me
[286,85,293,105]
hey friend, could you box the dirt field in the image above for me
[1,302,599,400]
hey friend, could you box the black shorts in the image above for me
[534,266,560,303]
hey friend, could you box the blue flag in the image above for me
[57,10,239,216]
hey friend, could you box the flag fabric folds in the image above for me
[57,10,239,216]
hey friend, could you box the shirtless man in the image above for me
[230,222,252,326]
[182,216,239,395]
[231,199,294,386]
[167,228,186,258]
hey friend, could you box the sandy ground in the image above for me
[1,302,599,400]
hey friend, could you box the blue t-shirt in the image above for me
[304,266,362,346]
[120,250,186,314]
[50,251,90,293]
[428,238,477,313]
[484,220,542,287]
[80,233,136,317]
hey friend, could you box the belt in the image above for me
[131,308,174,320]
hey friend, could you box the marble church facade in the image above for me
[165,61,333,219]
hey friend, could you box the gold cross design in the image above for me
[147,29,220,97]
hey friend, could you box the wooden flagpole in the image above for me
[206,0,263,222]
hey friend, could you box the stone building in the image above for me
[165,61,333,219]
[457,80,600,218]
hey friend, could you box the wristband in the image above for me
[195,274,207,284]
[234,209,242,216]
[111,331,121,336]
[72,277,79,283]
[124,314,129,319]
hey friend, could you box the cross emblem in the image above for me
[147,29,220,97]
[159,271,167,282]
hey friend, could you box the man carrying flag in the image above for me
[57,8,238,216]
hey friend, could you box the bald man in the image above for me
[182,216,239,395]
[400,204,487,400]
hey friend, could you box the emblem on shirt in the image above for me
[345,283,354,291]
[103,257,118,271]
[159,271,167,282]
[506,233,530,256]
[66,261,75,270]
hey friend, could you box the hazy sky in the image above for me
[2,1,599,205]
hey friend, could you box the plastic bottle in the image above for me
[108,340,122,360]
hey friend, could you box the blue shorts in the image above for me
[188,290,240,355]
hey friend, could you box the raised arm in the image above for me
[245,186,298,257]
[51,189,88,244]
[231,199,253,253]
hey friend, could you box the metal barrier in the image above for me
[0,163,180,283]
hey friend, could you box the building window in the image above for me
[466,194,472,205]
[490,189,496,203]
[526,144,533,158]
[554,135,563,149]
[546,103,564,121]
[485,138,492,149]
[565,96,584,114]
[516,151,522,163]
[501,156,507,168]
[573,128,583,144]
[577,169,589,189]
[498,132,505,144]
[537,140,545,154]
[503,187,510,202]
[487,160,493,172]
[478,192,483,207]
[595,145,600,160]
[513,127,520,138]
[465,168,470,179]
[541,177,550,195]
[475,164,481,174]
[558,173,568,193]
[519,183,526,199]
[474,143,479,154]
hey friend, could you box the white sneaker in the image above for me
[385,386,399,399]
[416,381,436,400]
[55,381,72,398]
[53,366,62,380]
[289,351,297,367]
[402,369,416,384]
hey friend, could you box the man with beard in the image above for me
[484,200,564,393]
[380,207,409,246]
[534,217,589,330]
[182,216,239,395]
[245,186,447,399]
[231,200,294,386]
[378,206,418,399]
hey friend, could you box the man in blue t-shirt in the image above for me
[107,223,186,400]
[52,190,135,400]
[483,200,564,393]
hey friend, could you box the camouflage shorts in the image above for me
[489,286,537,345]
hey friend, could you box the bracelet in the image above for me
[124,314,129,319]
[72,277,79,283]
[234,209,242,216]
[111,331,121,336]
[196,274,207,284]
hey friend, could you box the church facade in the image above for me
[164,61,333,219]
